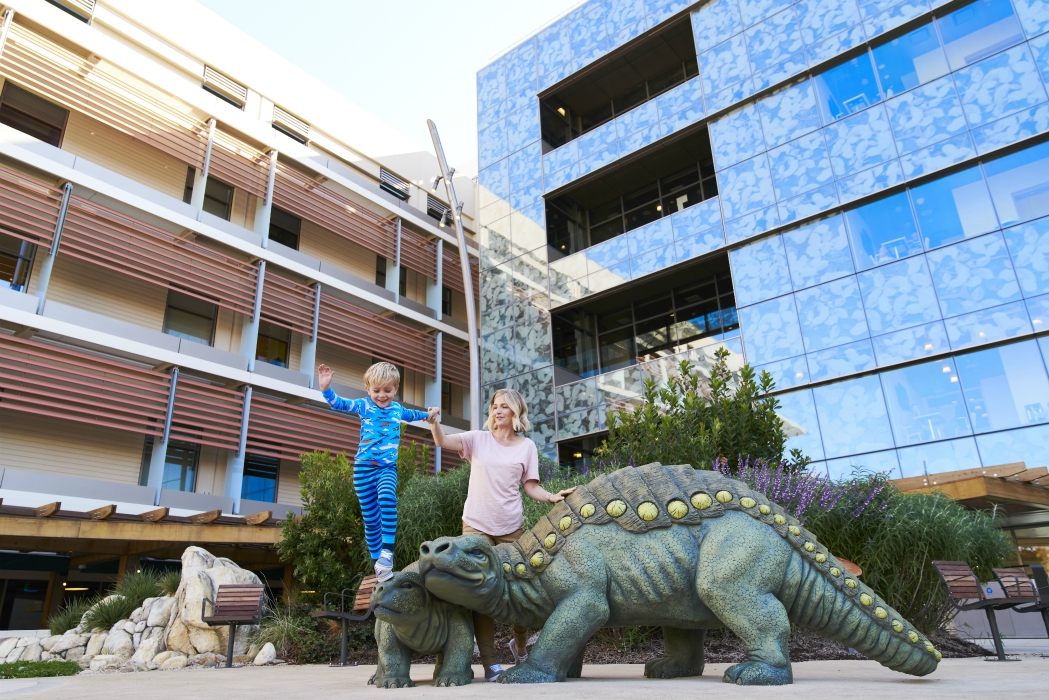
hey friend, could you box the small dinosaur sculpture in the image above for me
[369,567,475,688]
[418,462,940,685]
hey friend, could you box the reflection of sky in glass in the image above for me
[813,374,895,458]
[814,53,881,123]
[897,437,982,477]
[954,340,1049,433]
[911,166,999,249]
[983,140,1049,227]
[975,424,1049,473]
[825,449,900,479]
[937,0,1025,71]
[871,21,948,96]
[844,192,922,270]
[777,388,826,461]
[880,357,971,447]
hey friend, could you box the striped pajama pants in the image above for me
[353,463,398,560]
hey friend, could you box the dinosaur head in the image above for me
[370,571,433,626]
[417,534,503,612]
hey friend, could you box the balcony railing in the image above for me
[209,128,269,199]
[0,19,208,168]
[169,376,244,451]
[247,393,360,461]
[0,163,62,250]
[441,334,470,389]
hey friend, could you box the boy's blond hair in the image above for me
[485,388,531,433]
[364,362,400,390]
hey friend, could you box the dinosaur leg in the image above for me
[644,627,706,678]
[500,593,609,684]
[371,620,416,688]
[433,610,476,687]
[566,642,586,679]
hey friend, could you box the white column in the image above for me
[189,119,216,210]
[299,283,322,387]
[255,150,278,245]
[223,386,252,514]
[33,182,72,314]
[426,239,444,319]
[385,218,402,298]
[147,368,179,504]
[425,332,443,473]
[240,260,266,371]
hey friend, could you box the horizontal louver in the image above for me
[379,168,410,200]
[203,66,247,108]
[272,105,309,143]
[49,0,95,22]
[427,194,450,222]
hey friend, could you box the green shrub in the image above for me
[158,569,181,597]
[0,660,80,678]
[82,594,137,632]
[278,451,368,598]
[47,596,96,635]
[248,599,312,658]
[115,570,161,608]
[598,348,805,470]
[395,464,472,566]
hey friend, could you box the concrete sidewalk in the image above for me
[1,658,1046,699]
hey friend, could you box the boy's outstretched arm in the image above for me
[400,406,432,423]
[317,364,334,391]
[317,364,364,414]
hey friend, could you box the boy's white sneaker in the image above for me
[375,549,394,583]
[508,639,528,665]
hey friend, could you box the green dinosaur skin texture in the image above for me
[418,463,940,686]
[369,567,475,688]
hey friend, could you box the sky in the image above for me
[196,0,582,177]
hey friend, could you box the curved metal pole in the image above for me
[426,120,480,429]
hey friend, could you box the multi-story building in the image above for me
[476,0,1049,482]
[0,0,477,629]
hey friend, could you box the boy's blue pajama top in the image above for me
[322,389,428,559]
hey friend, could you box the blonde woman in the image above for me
[427,388,575,682]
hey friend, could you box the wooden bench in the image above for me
[311,574,377,667]
[201,583,266,668]
[993,567,1049,637]
[932,560,1030,662]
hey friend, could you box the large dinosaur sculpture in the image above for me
[417,462,940,686]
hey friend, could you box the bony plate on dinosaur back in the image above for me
[414,463,939,686]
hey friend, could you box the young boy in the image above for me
[317,361,438,582]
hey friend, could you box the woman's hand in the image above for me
[548,486,577,503]
[425,407,441,424]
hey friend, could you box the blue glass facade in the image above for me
[477,0,1049,473]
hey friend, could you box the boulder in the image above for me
[40,635,63,652]
[164,617,196,657]
[188,652,224,667]
[122,620,137,635]
[50,634,89,654]
[15,637,32,648]
[253,643,276,666]
[150,650,177,667]
[160,655,188,670]
[147,597,175,628]
[134,620,147,633]
[128,607,144,624]
[85,633,107,657]
[41,651,52,661]
[65,647,85,662]
[5,647,23,663]
[101,630,134,658]
[89,655,124,672]
[181,547,215,576]
[133,632,141,649]
[0,638,18,658]
[20,642,42,663]
[130,637,160,665]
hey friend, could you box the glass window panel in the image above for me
[872,320,950,366]
[844,192,922,270]
[635,314,675,359]
[242,456,279,503]
[937,0,1025,71]
[858,256,941,335]
[777,388,826,461]
[162,441,198,492]
[739,295,805,364]
[812,374,896,458]
[795,276,869,352]
[755,355,810,390]
[814,53,881,123]
[955,340,1049,432]
[983,140,1049,227]
[926,232,1021,317]
[880,357,971,446]
[825,450,901,480]
[729,235,792,307]
[975,423,1049,471]
[1004,216,1049,298]
[911,166,999,249]
[782,214,854,290]
[806,338,876,382]
[896,437,982,478]
[599,327,637,372]
[943,299,1032,350]
[872,22,949,96]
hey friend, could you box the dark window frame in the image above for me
[163,289,218,346]
[242,455,279,503]
[0,82,69,148]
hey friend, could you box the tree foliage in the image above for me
[597,348,803,469]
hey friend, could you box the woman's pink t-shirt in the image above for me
[459,430,540,536]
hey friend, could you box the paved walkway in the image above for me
[1,658,1046,699]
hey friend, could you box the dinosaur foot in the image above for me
[567,661,583,679]
[434,672,473,687]
[497,661,559,683]
[644,656,704,679]
[723,661,792,686]
[371,675,416,688]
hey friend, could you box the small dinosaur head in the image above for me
[417,534,503,612]
[370,571,433,626]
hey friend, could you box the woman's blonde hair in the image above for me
[486,388,531,433]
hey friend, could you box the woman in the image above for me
[428,388,575,682]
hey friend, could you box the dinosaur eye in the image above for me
[470,548,483,556]
[400,582,413,589]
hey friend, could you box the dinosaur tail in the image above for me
[785,552,938,676]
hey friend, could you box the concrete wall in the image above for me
[298,219,376,283]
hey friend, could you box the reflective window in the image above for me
[1004,216,1049,298]
[163,290,216,346]
[955,340,1049,432]
[814,53,881,123]
[812,375,896,458]
[911,166,999,249]
[872,22,949,97]
[163,441,198,492]
[256,321,290,368]
[880,358,971,446]
[825,450,901,480]
[896,437,982,477]
[782,215,854,290]
[242,456,279,503]
[983,140,1049,227]
[777,389,825,461]
[937,0,1025,71]
[926,232,1021,317]
[975,424,1049,472]
[844,192,922,270]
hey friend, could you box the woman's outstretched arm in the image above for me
[427,409,464,452]
[522,480,577,503]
